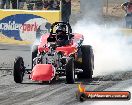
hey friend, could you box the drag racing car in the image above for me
[13,22,94,84]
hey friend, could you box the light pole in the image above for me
[106,0,109,16]
[17,0,19,9]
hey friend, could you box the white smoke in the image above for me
[73,20,132,76]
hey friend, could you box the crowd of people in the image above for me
[27,0,61,10]
[0,0,61,10]
[0,0,17,9]
[0,0,71,22]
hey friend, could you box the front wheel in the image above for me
[13,57,25,83]
[65,58,75,84]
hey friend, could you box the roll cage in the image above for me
[48,22,73,42]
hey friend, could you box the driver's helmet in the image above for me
[56,24,67,40]
[56,24,66,35]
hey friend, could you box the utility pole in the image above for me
[17,0,19,9]
[106,0,109,16]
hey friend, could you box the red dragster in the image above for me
[13,22,94,84]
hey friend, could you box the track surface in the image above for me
[0,44,31,69]
[0,71,132,105]
[0,44,132,105]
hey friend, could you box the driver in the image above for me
[56,24,69,46]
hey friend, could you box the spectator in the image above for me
[19,0,26,9]
[0,0,11,9]
[43,0,60,10]
[47,0,54,10]
[27,0,43,10]
[62,0,71,22]
[26,0,35,10]
[35,0,43,10]
[52,0,60,10]
[0,0,19,9]
[43,0,49,10]
[11,0,18,9]
[121,0,132,28]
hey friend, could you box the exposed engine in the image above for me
[33,42,64,70]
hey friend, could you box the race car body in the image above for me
[13,22,94,84]
[38,33,83,56]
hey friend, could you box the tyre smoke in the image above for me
[73,20,132,76]
[74,0,132,76]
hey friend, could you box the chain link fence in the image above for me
[103,0,126,17]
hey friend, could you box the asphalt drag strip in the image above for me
[0,71,131,105]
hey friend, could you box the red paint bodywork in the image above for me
[38,33,83,56]
[31,64,55,81]
[31,33,83,82]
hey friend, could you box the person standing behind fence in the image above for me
[43,0,60,10]
[19,0,26,9]
[43,0,49,10]
[0,0,11,9]
[12,0,26,9]
[11,0,18,9]
[121,0,132,28]
[52,0,60,10]
[61,0,71,22]
[35,0,43,10]
[48,0,54,10]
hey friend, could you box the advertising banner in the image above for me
[0,9,61,45]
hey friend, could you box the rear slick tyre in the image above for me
[77,45,94,79]
[66,58,75,84]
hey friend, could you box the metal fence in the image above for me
[0,0,61,10]
[80,0,127,18]
[103,0,126,17]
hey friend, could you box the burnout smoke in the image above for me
[73,21,132,76]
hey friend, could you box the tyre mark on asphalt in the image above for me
[57,81,120,105]
[0,81,66,105]
[37,85,77,105]
[19,84,71,105]
[0,72,132,105]
[30,81,118,105]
